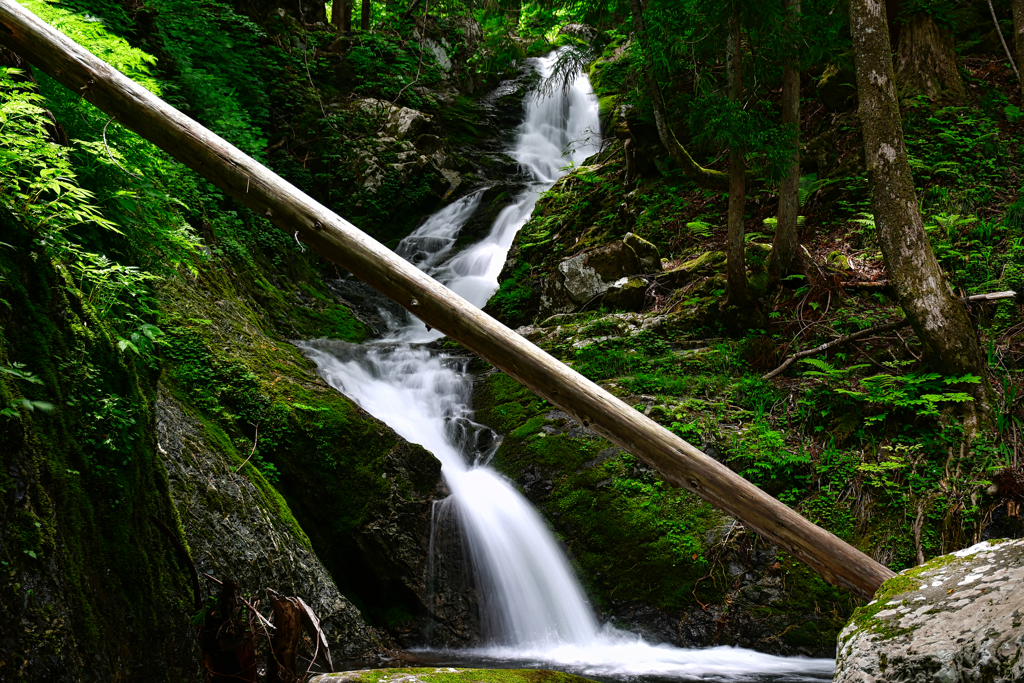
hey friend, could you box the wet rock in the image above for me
[313,668,595,683]
[623,232,662,273]
[356,99,435,140]
[558,23,597,42]
[557,240,641,306]
[156,387,384,660]
[835,539,1024,683]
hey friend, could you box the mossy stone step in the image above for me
[311,668,597,683]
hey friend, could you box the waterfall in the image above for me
[297,52,834,681]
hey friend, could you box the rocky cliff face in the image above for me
[835,538,1024,682]
[156,386,384,660]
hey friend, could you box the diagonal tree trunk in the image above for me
[726,5,748,306]
[771,0,802,277]
[849,0,992,430]
[1014,0,1024,95]
[0,0,897,598]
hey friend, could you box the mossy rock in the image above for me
[311,669,598,683]
[657,251,727,287]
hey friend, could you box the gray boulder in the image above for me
[623,232,662,273]
[556,240,641,306]
[356,99,435,140]
[835,538,1024,683]
[156,387,384,660]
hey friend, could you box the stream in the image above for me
[296,52,835,682]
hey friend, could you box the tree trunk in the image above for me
[771,0,801,277]
[331,0,351,32]
[361,0,371,30]
[1014,0,1024,94]
[849,0,992,429]
[0,0,897,599]
[726,6,747,306]
[894,12,965,101]
[627,0,730,191]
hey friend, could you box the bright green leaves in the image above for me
[19,0,163,95]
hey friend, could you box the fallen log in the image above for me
[0,0,895,598]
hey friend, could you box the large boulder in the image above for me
[835,539,1024,683]
[356,99,435,140]
[556,240,640,306]
[156,387,385,660]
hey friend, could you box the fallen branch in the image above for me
[987,0,1022,86]
[763,318,911,380]
[967,290,1017,302]
[765,290,1018,380]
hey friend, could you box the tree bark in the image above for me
[849,0,992,429]
[627,0,731,191]
[771,0,802,277]
[332,0,352,32]
[0,0,897,599]
[1014,0,1024,95]
[361,0,371,30]
[894,12,965,101]
[726,6,747,306]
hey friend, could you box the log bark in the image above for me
[894,13,965,101]
[849,0,993,429]
[771,0,802,277]
[726,7,747,306]
[0,0,895,599]
[269,596,302,683]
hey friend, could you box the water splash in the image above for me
[296,51,834,681]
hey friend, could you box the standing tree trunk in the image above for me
[894,12,965,101]
[849,0,992,429]
[332,0,352,32]
[726,5,747,307]
[361,0,371,29]
[772,0,802,277]
[1014,0,1024,95]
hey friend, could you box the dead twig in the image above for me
[234,423,260,473]
[102,116,140,178]
[763,318,911,380]
[986,0,1022,86]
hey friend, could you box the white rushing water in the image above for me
[297,52,834,682]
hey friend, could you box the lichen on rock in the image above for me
[835,539,1024,682]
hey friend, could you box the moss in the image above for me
[324,669,596,683]
[475,371,728,610]
[842,572,924,643]
[0,210,194,675]
[484,261,537,328]
[156,253,437,627]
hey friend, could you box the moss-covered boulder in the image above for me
[312,669,597,683]
[0,212,197,681]
[156,386,385,659]
[835,539,1024,682]
[158,267,475,644]
[471,366,854,657]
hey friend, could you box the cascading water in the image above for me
[297,52,835,682]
